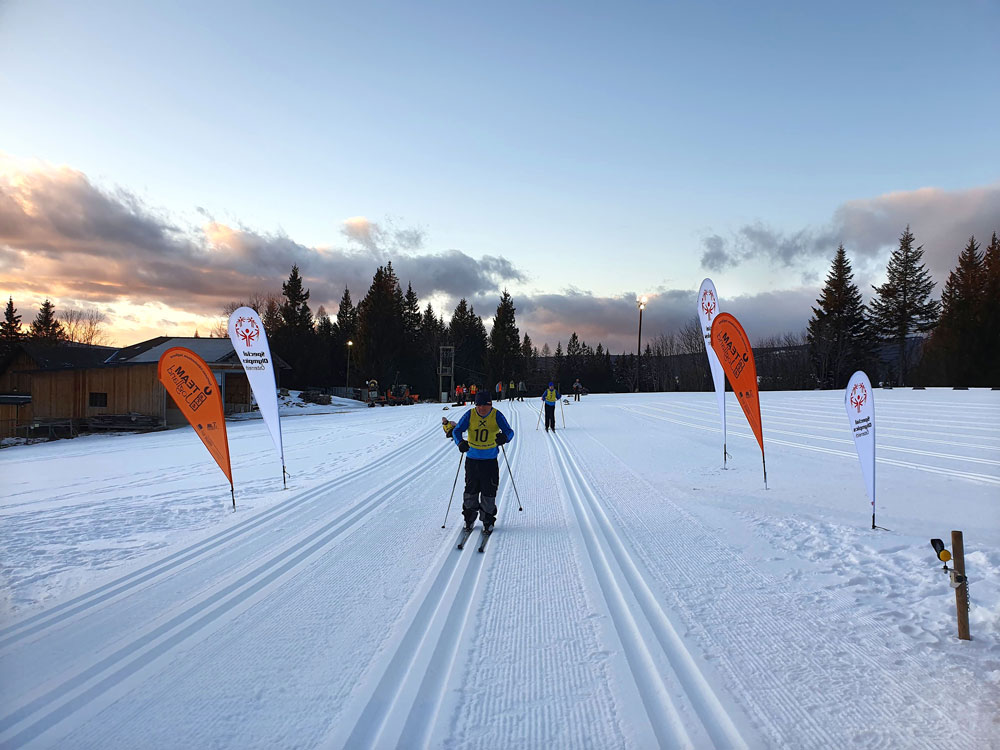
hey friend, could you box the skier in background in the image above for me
[517,379,526,402]
[508,379,516,401]
[453,391,515,533]
[573,378,583,401]
[542,382,560,432]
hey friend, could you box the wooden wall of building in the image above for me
[0,350,36,393]
[0,402,33,438]
[31,365,162,419]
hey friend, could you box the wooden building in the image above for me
[0,337,285,438]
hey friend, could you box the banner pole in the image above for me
[230,483,236,511]
[762,452,767,490]
[282,463,287,490]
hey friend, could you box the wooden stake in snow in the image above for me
[952,530,971,641]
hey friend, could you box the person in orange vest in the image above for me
[470,383,477,400]
[458,384,465,405]
[495,380,503,400]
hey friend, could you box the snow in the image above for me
[1,388,998,749]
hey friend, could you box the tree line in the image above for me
[3,225,997,393]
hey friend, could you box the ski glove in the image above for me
[458,439,470,453]
[494,432,508,446]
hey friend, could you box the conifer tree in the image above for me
[1,297,24,358]
[806,245,875,388]
[520,333,535,382]
[273,265,316,387]
[982,232,1000,383]
[314,306,336,385]
[488,290,520,384]
[869,227,940,385]
[449,298,488,388]
[553,341,565,387]
[29,299,64,343]
[924,236,983,385]
[356,262,406,387]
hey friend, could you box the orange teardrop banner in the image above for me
[157,347,234,492]
[710,313,766,483]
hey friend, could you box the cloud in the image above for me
[474,286,815,354]
[700,183,1000,284]
[0,160,524,324]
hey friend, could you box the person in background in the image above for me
[496,380,503,401]
[452,391,515,534]
[542,381,560,432]
[573,378,583,401]
[508,379,516,401]
[517,380,526,402]
[470,383,478,401]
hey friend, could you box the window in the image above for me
[89,392,108,408]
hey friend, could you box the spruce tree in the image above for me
[520,333,535,382]
[449,299,488,388]
[806,245,875,388]
[982,233,1000,384]
[273,265,316,387]
[1,297,24,358]
[488,290,520,385]
[924,236,983,385]
[29,299,64,343]
[868,227,941,385]
[356,263,406,388]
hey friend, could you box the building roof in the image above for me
[106,336,240,364]
[9,341,119,370]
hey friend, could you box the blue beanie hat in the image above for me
[475,391,491,406]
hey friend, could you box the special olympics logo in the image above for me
[849,381,867,412]
[235,316,260,347]
[701,290,717,318]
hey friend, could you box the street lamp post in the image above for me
[636,296,647,393]
[346,340,353,389]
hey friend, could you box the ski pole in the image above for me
[535,402,544,430]
[500,444,523,511]
[441,453,464,528]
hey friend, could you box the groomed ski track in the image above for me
[1,392,996,748]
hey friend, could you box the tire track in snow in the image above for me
[548,429,750,749]
[0,438,454,749]
[326,408,525,750]
[0,428,442,651]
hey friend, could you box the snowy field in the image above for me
[0,389,998,749]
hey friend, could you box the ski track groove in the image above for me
[549,428,750,749]
[441,401,631,750]
[0,433,452,748]
[329,407,526,750]
[620,405,1000,486]
[567,418,989,750]
[0,432,442,651]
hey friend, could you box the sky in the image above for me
[1,0,999,352]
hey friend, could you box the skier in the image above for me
[508,379,516,401]
[542,382,560,432]
[453,390,515,534]
[517,379,526,402]
[573,378,583,401]
[442,416,456,439]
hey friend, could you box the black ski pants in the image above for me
[463,457,499,526]
[544,403,557,430]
